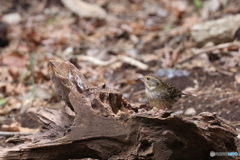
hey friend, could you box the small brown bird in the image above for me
[140,74,187,114]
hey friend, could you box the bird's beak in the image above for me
[139,77,144,81]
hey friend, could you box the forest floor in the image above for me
[0,0,239,154]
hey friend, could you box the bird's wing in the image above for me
[165,83,182,100]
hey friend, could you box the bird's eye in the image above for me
[147,77,150,80]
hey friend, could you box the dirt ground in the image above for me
[0,0,240,157]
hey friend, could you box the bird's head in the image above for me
[139,74,165,91]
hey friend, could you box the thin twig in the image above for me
[216,96,240,103]
[172,42,183,66]
[133,90,145,96]
[216,68,234,76]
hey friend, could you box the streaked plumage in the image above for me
[140,74,185,110]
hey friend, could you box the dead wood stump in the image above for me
[0,60,238,160]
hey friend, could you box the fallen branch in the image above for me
[216,95,240,104]
[77,55,149,70]
[179,41,240,64]
[0,131,34,136]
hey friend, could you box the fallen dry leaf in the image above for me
[61,0,107,19]
[1,53,27,67]
[235,73,240,84]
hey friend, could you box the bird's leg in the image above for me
[155,108,168,117]
[153,108,160,116]
[153,108,169,116]
[164,108,168,113]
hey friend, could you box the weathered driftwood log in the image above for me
[0,60,238,160]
